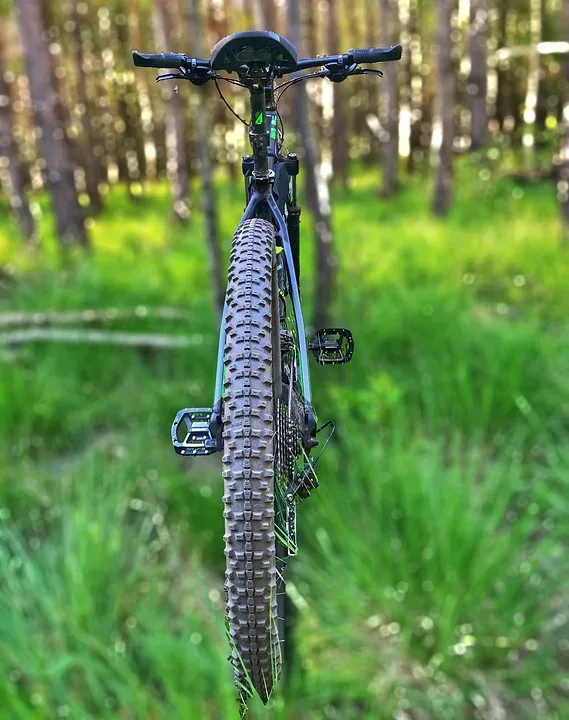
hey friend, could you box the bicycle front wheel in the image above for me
[222,218,282,704]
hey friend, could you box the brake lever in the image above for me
[156,72,186,83]
[350,68,384,78]
[156,70,213,86]
[329,69,384,82]
[326,61,375,83]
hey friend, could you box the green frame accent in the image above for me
[269,115,278,140]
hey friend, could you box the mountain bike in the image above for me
[133,31,402,705]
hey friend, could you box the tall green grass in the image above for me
[291,429,568,717]
[0,164,568,717]
[0,452,238,718]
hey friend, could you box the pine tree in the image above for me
[14,0,88,247]
[433,0,455,216]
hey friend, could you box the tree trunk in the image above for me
[364,0,380,164]
[288,0,336,330]
[468,0,488,150]
[244,0,255,26]
[13,0,87,248]
[495,0,508,132]
[305,0,318,56]
[0,48,36,244]
[522,0,542,159]
[535,0,550,138]
[115,8,146,195]
[433,0,454,217]
[380,0,399,196]
[346,0,360,151]
[407,1,424,173]
[154,0,191,222]
[307,0,326,144]
[253,0,277,30]
[128,0,157,183]
[559,0,569,227]
[72,0,102,215]
[88,1,112,187]
[188,0,225,316]
[328,0,348,190]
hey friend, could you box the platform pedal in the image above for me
[171,406,222,456]
[309,328,354,365]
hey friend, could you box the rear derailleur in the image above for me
[285,420,335,501]
[282,420,335,556]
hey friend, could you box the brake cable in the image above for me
[274,69,330,103]
[157,64,383,149]
[214,77,249,126]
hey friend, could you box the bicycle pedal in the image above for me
[171,407,222,456]
[308,328,354,365]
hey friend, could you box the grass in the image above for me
[0,160,568,717]
[293,432,567,716]
[0,455,237,718]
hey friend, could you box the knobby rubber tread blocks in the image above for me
[222,218,281,703]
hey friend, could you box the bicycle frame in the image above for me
[212,82,313,412]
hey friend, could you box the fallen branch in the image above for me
[0,328,204,348]
[494,41,569,62]
[506,166,558,183]
[0,306,189,327]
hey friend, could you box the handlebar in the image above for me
[295,44,403,71]
[132,43,402,75]
[132,50,209,69]
[350,44,403,64]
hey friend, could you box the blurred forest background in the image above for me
[1,0,569,718]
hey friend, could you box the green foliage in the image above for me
[294,432,568,716]
[0,455,237,718]
[0,165,568,717]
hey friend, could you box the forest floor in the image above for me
[0,162,568,718]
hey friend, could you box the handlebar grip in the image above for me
[132,51,188,69]
[350,44,403,64]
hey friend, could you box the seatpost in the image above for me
[249,83,269,178]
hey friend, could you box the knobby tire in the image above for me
[222,218,284,704]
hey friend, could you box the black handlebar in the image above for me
[350,44,403,64]
[133,51,185,68]
[281,44,403,72]
[132,50,210,69]
[132,42,402,75]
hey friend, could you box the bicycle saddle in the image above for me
[210,30,298,72]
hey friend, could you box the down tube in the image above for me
[267,194,312,404]
[212,194,262,406]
